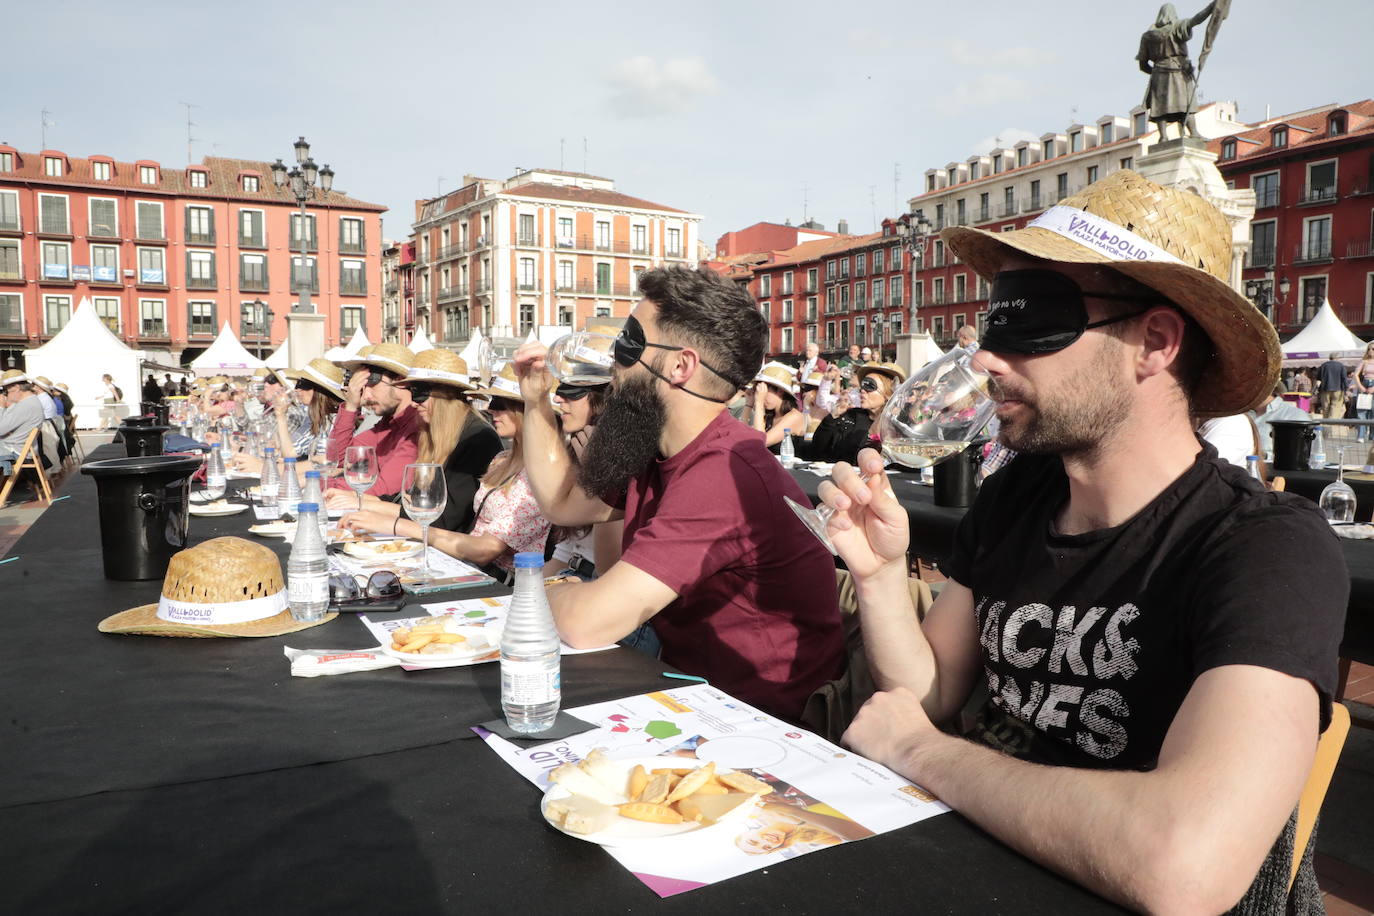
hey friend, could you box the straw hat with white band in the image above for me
[856,362,907,385]
[941,169,1279,415]
[350,342,415,377]
[1,369,31,389]
[395,348,475,392]
[97,537,336,637]
[467,362,524,402]
[753,361,798,396]
[799,370,824,389]
[280,358,346,401]
[337,344,376,370]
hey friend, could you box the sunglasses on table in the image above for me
[328,570,405,611]
[982,269,1167,355]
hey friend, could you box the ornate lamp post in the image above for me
[270,138,334,315]
[1247,270,1292,326]
[895,211,934,333]
[247,297,274,358]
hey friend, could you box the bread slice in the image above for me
[545,795,616,834]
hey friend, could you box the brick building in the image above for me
[405,169,699,346]
[1216,100,1374,336]
[0,146,386,367]
[714,220,840,259]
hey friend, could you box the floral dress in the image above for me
[471,465,550,572]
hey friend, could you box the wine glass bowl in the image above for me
[1319,446,1357,524]
[401,463,447,582]
[546,332,616,386]
[343,445,379,512]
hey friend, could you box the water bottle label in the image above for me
[207,473,225,488]
[501,658,561,705]
[289,572,329,606]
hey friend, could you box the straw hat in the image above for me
[337,344,375,369]
[97,537,336,637]
[467,362,524,402]
[281,358,346,400]
[0,369,30,388]
[352,342,415,376]
[396,348,474,392]
[799,370,824,389]
[585,320,623,337]
[941,169,1279,415]
[856,362,907,384]
[35,375,55,389]
[753,361,798,395]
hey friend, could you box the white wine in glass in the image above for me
[401,463,447,582]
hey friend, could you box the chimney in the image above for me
[837,219,849,235]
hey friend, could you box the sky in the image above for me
[5,0,1371,248]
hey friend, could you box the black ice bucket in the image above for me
[117,416,170,458]
[80,455,203,580]
[1270,420,1317,472]
[932,441,985,508]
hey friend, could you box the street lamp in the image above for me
[254,298,274,357]
[895,211,934,333]
[271,137,335,315]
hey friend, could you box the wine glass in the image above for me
[401,463,447,582]
[1319,446,1357,524]
[476,337,495,388]
[547,331,616,385]
[312,433,339,480]
[343,445,379,512]
[785,347,997,554]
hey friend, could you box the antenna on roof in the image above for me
[40,108,54,148]
[560,138,565,171]
[179,101,199,165]
[893,163,900,214]
[583,137,588,173]
[869,185,877,232]
[802,183,809,222]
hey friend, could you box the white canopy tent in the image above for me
[263,342,291,369]
[24,297,143,429]
[1282,299,1367,366]
[189,323,266,377]
[907,333,947,371]
[342,326,371,356]
[458,328,485,369]
[408,326,435,353]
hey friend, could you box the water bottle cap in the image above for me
[264,446,276,453]
[783,428,791,434]
[283,456,296,463]
[1247,455,1259,461]
[305,470,320,478]
[513,551,544,569]
[297,502,318,513]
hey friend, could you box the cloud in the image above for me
[605,56,719,117]
[968,127,1040,155]
[937,74,1032,113]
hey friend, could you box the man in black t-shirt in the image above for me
[818,171,1346,914]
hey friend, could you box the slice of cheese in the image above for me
[674,792,758,825]
[545,795,616,835]
[548,762,624,805]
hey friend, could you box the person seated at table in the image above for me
[0,371,47,462]
[750,362,807,453]
[232,360,345,475]
[512,265,843,723]
[543,380,623,583]
[343,364,550,579]
[329,349,502,535]
[807,363,905,464]
[1248,382,1312,463]
[797,370,829,441]
[818,171,1346,913]
[326,343,420,498]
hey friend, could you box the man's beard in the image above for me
[995,338,1130,458]
[578,372,667,499]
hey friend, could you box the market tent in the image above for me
[458,328,484,370]
[341,326,371,356]
[907,332,947,371]
[189,323,266,376]
[263,342,291,369]
[408,326,435,353]
[24,297,143,429]
[1282,299,1367,364]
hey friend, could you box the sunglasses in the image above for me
[983,269,1164,355]
[554,383,599,401]
[329,570,403,603]
[860,377,882,393]
[487,397,521,413]
[363,370,397,388]
[407,384,455,405]
[611,315,740,400]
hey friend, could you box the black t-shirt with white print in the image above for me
[944,442,1346,772]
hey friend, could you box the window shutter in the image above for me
[0,193,17,231]
[41,196,68,234]
[90,199,117,236]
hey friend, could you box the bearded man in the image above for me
[513,266,842,722]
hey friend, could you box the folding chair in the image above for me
[0,426,54,508]
[67,415,87,464]
[1290,702,1351,888]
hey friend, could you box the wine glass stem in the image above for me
[356,488,363,512]
[419,523,431,578]
[816,470,878,528]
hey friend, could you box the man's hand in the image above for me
[842,687,941,772]
[344,370,367,412]
[817,447,911,580]
[513,341,556,406]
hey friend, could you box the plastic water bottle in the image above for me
[260,447,279,515]
[779,428,795,463]
[279,456,302,517]
[500,552,562,734]
[218,419,233,464]
[204,448,226,500]
[1246,455,1262,481]
[1310,425,1327,470]
[303,470,329,542]
[287,502,330,622]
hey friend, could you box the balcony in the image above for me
[436,243,466,261]
[517,281,541,292]
[516,234,543,248]
[855,265,866,277]
[806,280,818,293]
[140,321,167,338]
[1351,177,1374,197]
[1245,248,1276,269]
[1347,237,1374,259]
[1298,185,1338,206]
[999,201,1018,218]
[1254,189,1280,209]
[414,291,430,309]
[473,235,489,248]
[239,276,269,293]
[975,207,991,223]
[437,285,467,303]
[475,280,491,294]
[238,232,265,249]
[339,240,366,256]
[340,281,367,297]
[1023,195,1043,213]
[384,280,399,295]
[1293,240,1334,265]
[186,275,217,291]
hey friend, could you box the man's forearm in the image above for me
[853,562,955,721]
[522,400,592,525]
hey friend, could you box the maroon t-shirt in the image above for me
[613,411,843,721]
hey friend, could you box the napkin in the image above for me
[1332,523,1374,539]
[474,712,597,745]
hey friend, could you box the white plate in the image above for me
[379,624,497,664]
[343,539,425,561]
[189,502,248,517]
[248,521,296,537]
[541,756,762,847]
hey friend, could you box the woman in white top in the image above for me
[1354,343,1374,442]
[750,361,807,452]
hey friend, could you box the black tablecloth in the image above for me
[1,446,1123,913]
[1278,467,1374,523]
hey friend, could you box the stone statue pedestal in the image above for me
[286,313,326,369]
[1135,139,1256,292]
[896,331,942,374]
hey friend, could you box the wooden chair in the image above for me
[0,426,54,508]
[1290,701,1351,888]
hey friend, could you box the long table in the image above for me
[0,447,1123,913]
[789,465,1374,668]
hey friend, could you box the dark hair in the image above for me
[762,388,798,428]
[636,266,766,399]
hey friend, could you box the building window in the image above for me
[1133,112,1148,135]
[338,259,366,295]
[969,162,980,180]
[519,302,535,334]
[1302,217,1333,261]
[289,213,317,251]
[185,206,215,244]
[932,316,945,339]
[139,299,166,336]
[1056,172,1069,201]
[291,256,319,293]
[1300,277,1328,321]
[1120,156,1134,171]
[339,217,365,254]
[44,156,63,177]
[1220,138,1236,161]
[1272,126,1288,149]
[1248,222,1276,268]
[594,306,611,318]
[0,152,12,172]
[518,258,535,291]
[185,250,216,290]
[1101,123,1114,143]
[872,278,884,308]
[631,224,647,254]
[240,254,268,292]
[91,160,111,181]
[90,244,119,283]
[892,279,903,307]
[557,260,573,291]
[666,227,681,256]
[760,274,771,297]
[854,282,867,308]
[1253,171,1280,209]
[781,326,793,353]
[38,194,69,235]
[595,221,611,250]
[955,274,967,302]
[44,295,71,332]
[188,301,216,336]
[0,239,20,281]
[1086,165,1099,184]
[1016,147,1028,168]
[238,209,265,248]
[872,250,884,274]
[136,201,164,240]
[189,170,208,188]
[891,247,902,270]
[94,297,120,332]
[240,299,269,339]
[933,277,945,304]
[137,247,165,285]
[0,293,22,333]
[595,263,612,296]
[782,298,793,321]
[0,190,18,232]
[1042,139,1055,160]
[1070,132,1082,153]
[557,217,574,245]
[139,165,158,184]
[341,306,365,339]
[242,175,260,192]
[1306,161,1338,202]
[41,241,70,280]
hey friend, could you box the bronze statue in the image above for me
[1137,2,1223,140]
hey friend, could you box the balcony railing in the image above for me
[185,229,215,245]
[1254,189,1280,209]
[436,243,466,260]
[1293,240,1333,264]
[140,321,167,337]
[999,201,1018,218]
[475,280,491,294]
[1246,248,1276,269]
[339,240,366,256]
[1299,185,1338,205]
[384,280,399,294]
[517,281,540,292]
[186,275,217,290]
[1023,195,1042,213]
[238,232,265,249]
[1347,237,1374,259]
[414,291,430,308]
[975,207,991,223]
[516,234,543,247]
[437,284,467,303]
[1351,177,1374,197]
